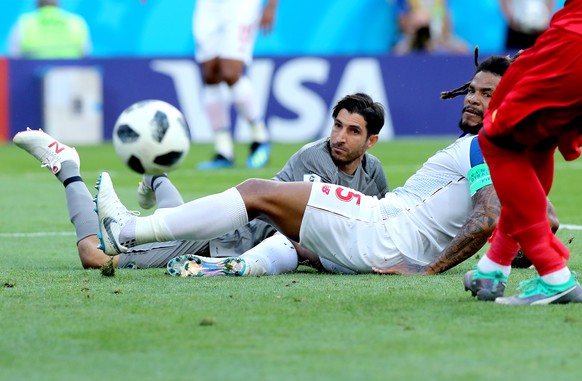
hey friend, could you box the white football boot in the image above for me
[13,128,80,174]
[94,172,139,256]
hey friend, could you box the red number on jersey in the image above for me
[335,187,361,205]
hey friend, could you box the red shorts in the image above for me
[484,27,582,159]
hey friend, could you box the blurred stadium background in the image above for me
[0,0,567,145]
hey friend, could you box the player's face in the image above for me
[459,71,502,135]
[329,109,377,174]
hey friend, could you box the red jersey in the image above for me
[483,1,582,160]
[552,0,582,36]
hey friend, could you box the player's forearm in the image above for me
[426,186,499,274]
[426,232,489,274]
[374,232,487,275]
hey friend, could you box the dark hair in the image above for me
[440,46,512,100]
[332,93,385,136]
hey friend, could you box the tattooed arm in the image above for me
[422,184,499,274]
[373,184,499,275]
[373,186,561,275]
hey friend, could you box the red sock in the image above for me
[478,132,567,272]
[486,225,519,266]
[513,222,568,275]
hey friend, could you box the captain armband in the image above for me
[467,163,492,196]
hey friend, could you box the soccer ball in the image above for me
[113,100,191,175]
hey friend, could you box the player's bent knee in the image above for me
[236,179,281,217]
[236,178,276,198]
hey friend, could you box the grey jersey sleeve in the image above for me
[274,138,389,198]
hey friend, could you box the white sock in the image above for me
[135,187,248,244]
[215,129,234,159]
[203,83,233,158]
[230,76,267,142]
[240,234,298,276]
[249,120,269,144]
[477,255,511,278]
[541,267,572,285]
[231,76,257,120]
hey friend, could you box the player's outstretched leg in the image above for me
[166,254,247,277]
[14,128,121,269]
[495,274,582,305]
[94,172,138,256]
[13,128,80,174]
[464,267,507,301]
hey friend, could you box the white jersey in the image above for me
[299,134,492,273]
[193,0,264,64]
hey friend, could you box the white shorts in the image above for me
[299,184,405,273]
[193,0,263,64]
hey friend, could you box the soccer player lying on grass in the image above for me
[13,93,389,273]
[94,50,560,277]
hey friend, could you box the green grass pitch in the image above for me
[1,138,582,381]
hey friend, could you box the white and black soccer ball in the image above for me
[113,100,191,175]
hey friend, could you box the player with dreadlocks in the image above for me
[93,51,557,277]
[464,1,582,305]
[370,47,560,275]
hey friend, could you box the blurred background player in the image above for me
[194,0,278,170]
[8,0,92,59]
